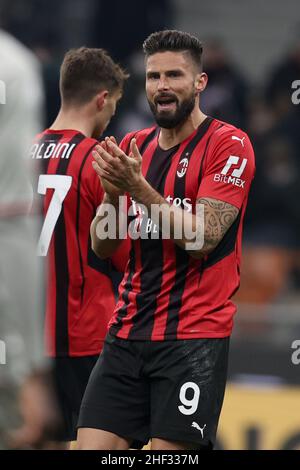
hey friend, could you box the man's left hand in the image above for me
[94,137,143,195]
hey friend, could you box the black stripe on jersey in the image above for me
[139,128,158,155]
[203,209,242,269]
[128,144,180,340]
[38,133,63,174]
[55,132,85,355]
[164,117,214,339]
[76,141,97,306]
[109,242,135,336]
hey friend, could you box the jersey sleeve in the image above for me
[197,129,255,209]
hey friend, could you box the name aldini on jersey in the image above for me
[129,195,192,239]
[29,141,76,159]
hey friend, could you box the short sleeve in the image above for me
[197,129,255,209]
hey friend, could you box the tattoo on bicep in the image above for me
[197,197,239,252]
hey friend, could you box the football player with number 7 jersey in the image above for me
[30,47,129,445]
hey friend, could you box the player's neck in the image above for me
[158,108,207,150]
[50,108,94,138]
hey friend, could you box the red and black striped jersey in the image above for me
[109,117,255,340]
[31,129,128,357]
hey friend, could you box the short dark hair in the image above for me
[60,47,129,106]
[143,30,203,71]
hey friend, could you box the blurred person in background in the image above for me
[266,38,300,124]
[201,39,248,129]
[236,135,300,304]
[0,27,60,449]
[90,0,173,140]
[113,52,154,139]
[30,47,129,448]
[91,0,173,64]
[236,131,300,304]
[235,42,300,305]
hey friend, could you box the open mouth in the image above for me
[155,96,177,112]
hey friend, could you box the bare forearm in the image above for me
[91,139,239,259]
[131,179,206,257]
[91,193,126,259]
[198,198,239,253]
[131,181,239,259]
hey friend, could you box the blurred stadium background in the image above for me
[1,0,300,450]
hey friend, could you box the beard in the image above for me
[148,92,196,129]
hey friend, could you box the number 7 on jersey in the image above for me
[37,174,72,256]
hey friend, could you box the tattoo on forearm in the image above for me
[197,197,239,253]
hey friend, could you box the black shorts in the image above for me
[78,334,229,449]
[54,354,99,441]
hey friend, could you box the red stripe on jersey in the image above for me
[140,135,159,176]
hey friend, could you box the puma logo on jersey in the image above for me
[232,135,245,147]
[191,422,206,438]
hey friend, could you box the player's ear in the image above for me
[96,90,109,111]
[195,72,208,94]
